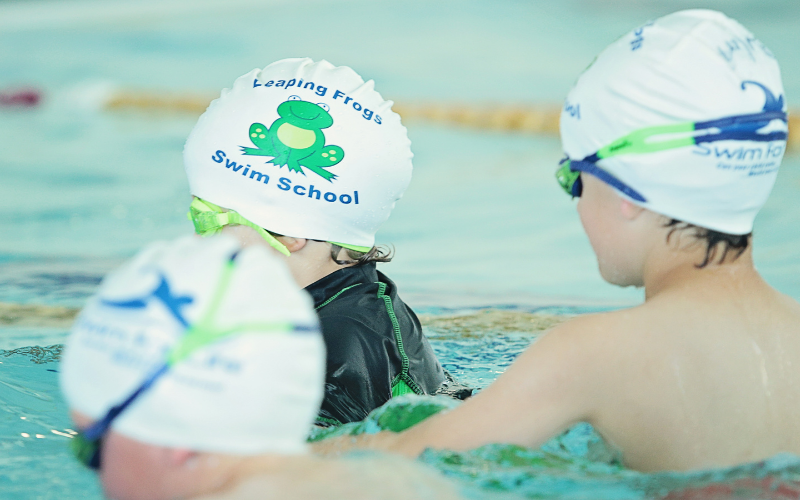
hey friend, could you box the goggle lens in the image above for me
[556,159,582,198]
[70,432,102,471]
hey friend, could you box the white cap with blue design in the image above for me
[560,9,787,235]
[60,235,325,455]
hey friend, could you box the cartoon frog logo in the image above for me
[241,96,344,182]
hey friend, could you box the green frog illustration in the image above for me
[240,96,344,182]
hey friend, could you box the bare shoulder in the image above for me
[774,289,800,319]
[524,306,655,363]
[506,305,670,404]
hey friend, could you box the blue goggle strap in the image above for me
[569,109,788,202]
[592,110,788,161]
[82,363,169,441]
[568,160,647,203]
[694,110,788,144]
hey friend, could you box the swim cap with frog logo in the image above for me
[60,235,325,455]
[560,9,788,235]
[184,58,413,249]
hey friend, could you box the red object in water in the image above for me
[662,477,800,500]
[0,89,42,107]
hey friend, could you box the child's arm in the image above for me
[316,314,614,457]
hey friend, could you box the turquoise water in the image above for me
[7,329,800,500]
[2,0,800,308]
[2,0,800,498]
[310,395,800,500]
[0,326,545,499]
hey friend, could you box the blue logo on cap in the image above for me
[101,274,193,328]
[742,81,784,113]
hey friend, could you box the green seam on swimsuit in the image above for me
[390,378,416,397]
[315,416,343,427]
[315,284,363,311]
[377,282,424,396]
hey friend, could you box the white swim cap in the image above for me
[60,235,325,455]
[560,9,787,235]
[184,58,413,249]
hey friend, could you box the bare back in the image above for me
[590,269,800,470]
[363,251,800,472]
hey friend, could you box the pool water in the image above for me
[3,312,800,500]
[311,394,800,500]
[3,0,800,309]
[0,318,541,500]
[2,0,800,498]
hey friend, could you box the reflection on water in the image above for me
[0,346,101,500]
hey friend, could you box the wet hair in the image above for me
[330,244,394,266]
[280,228,394,266]
[664,219,750,268]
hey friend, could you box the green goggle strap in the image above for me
[560,108,787,197]
[329,241,372,253]
[168,258,293,365]
[596,122,696,160]
[188,198,291,257]
[557,122,697,195]
[189,198,371,255]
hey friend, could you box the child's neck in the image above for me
[282,240,353,289]
[642,244,760,301]
[220,226,353,289]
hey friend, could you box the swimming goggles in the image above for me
[70,256,312,470]
[556,109,788,201]
[189,197,291,256]
[188,197,371,255]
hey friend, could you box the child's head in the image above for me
[184,58,412,265]
[60,236,325,500]
[557,10,787,279]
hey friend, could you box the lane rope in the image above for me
[101,90,800,148]
[2,87,797,148]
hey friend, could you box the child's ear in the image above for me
[619,199,645,221]
[276,236,307,253]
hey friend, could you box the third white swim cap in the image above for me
[560,9,788,234]
[60,235,325,455]
[184,58,413,248]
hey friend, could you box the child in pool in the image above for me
[184,58,466,426]
[316,10,800,471]
[61,236,461,500]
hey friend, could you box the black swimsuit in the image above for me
[306,263,453,425]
